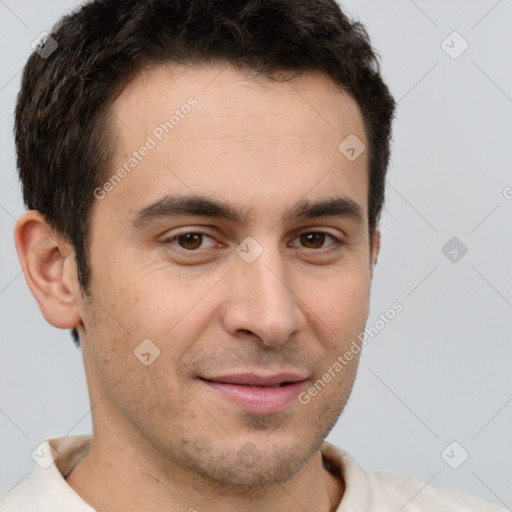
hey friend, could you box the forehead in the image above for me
[99,63,369,221]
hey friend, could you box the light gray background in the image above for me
[1,0,511,508]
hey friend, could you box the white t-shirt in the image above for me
[0,436,507,511]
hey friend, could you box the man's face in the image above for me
[78,63,376,486]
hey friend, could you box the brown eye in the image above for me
[299,232,327,249]
[177,233,203,250]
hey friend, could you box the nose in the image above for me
[221,248,303,347]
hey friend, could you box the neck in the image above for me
[66,430,344,512]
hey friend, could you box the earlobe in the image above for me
[14,211,82,330]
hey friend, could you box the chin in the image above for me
[208,447,304,488]
[179,433,320,491]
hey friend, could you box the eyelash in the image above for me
[160,230,343,253]
[289,231,341,251]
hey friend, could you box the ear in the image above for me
[370,228,380,272]
[14,210,82,330]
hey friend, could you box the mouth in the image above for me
[199,372,307,414]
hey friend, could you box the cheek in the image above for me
[86,253,171,334]
[304,265,371,320]
[85,261,228,373]
[299,266,371,356]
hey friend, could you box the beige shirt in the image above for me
[0,436,506,511]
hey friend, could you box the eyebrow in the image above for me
[130,194,364,227]
[282,197,364,223]
[131,195,249,226]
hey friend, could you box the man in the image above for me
[3,0,506,510]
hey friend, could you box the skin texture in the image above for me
[15,63,379,512]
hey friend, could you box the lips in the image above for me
[200,372,307,414]
[204,373,305,386]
